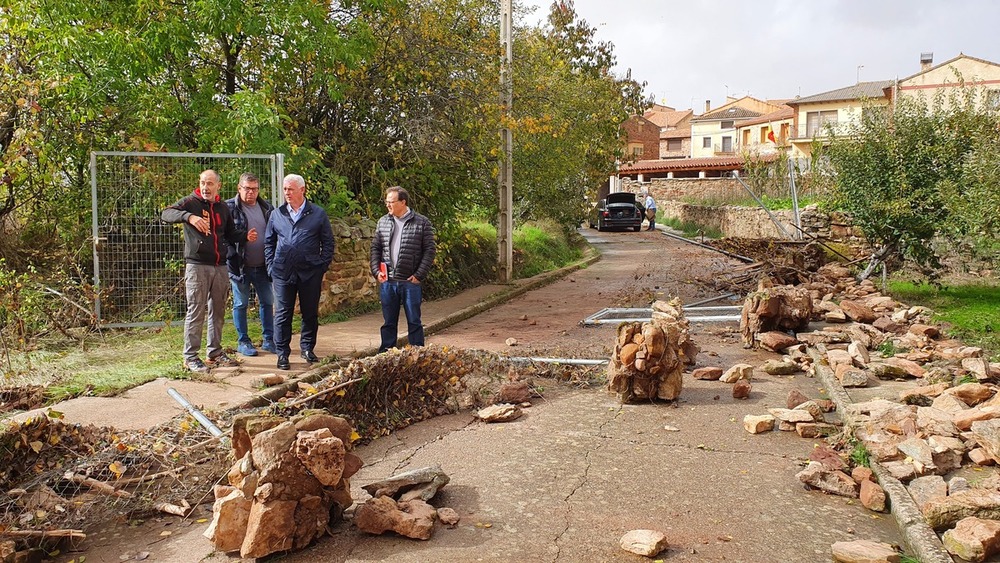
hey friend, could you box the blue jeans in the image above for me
[231,266,274,346]
[379,280,424,352]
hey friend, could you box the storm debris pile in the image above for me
[205,411,361,559]
[278,345,484,442]
[734,263,1000,561]
[1,413,227,557]
[607,299,698,402]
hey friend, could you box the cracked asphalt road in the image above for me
[245,229,902,562]
[77,229,904,562]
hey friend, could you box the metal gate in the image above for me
[89,152,284,327]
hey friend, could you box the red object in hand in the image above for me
[379,262,387,278]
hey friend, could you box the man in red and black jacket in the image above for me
[162,169,256,373]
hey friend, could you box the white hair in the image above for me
[283,173,305,188]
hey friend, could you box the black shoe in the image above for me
[301,350,319,363]
[277,355,290,370]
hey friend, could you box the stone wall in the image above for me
[319,218,379,316]
[619,176,862,242]
[621,177,741,203]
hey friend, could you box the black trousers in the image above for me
[272,272,322,357]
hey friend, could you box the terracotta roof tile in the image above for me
[619,153,778,174]
[737,106,795,127]
[644,108,692,128]
[660,127,691,139]
[691,106,762,122]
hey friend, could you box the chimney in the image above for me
[920,52,933,71]
[704,99,711,113]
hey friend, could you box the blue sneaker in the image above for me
[260,340,277,354]
[237,341,258,357]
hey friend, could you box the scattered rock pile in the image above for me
[607,299,698,402]
[354,465,451,540]
[204,411,361,559]
[735,263,1000,561]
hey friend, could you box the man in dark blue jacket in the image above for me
[370,186,436,353]
[162,169,255,373]
[264,174,335,370]
[226,173,275,357]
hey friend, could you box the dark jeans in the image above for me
[272,273,322,357]
[379,280,424,353]
[231,266,274,346]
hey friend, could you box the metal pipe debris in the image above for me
[659,230,755,263]
[507,357,608,366]
[167,387,225,438]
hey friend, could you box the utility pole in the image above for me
[498,0,513,283]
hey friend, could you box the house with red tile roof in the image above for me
[659,127,691,159]
[690,96,784,158]
[643,103,694,131]
[734,105,794,156]
[621,114,660,160]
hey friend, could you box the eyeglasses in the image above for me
[384,199,399,206]
[239,186,259,192]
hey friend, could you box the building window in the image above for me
[632,146,643,157]
[702,137,712,149]
[742,130,751,146]
[721,136,733,153]
[667,138,682,151]
[760,127,770,144]
[721,120,735,130]
[806,110,838,137]
[986,89,1000,109]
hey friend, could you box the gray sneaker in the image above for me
[207,352,238,367]
[183,358,209,373]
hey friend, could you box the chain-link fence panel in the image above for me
[90,152,283,326]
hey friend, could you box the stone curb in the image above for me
[808,345,955,563]
[236,248,603,411]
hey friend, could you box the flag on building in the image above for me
[767,128,776,143]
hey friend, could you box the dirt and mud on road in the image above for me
[13,228,906,562]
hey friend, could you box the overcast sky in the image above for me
[519,0,1000,112]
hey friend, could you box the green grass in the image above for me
[847,438,870,468]
[889,281,1000,360]
[513,220,582,278]
[660,216,723,239]
[8,326,194,404]
[678,194,823,210]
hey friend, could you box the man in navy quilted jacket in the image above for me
[370,186,436,353]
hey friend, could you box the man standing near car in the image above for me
[644,191,657,231]
[371,186,436,353]
[265,174,334,370]
[162,169,255,373]
[226,173,275,357]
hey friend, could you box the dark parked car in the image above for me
[588,192,643,232]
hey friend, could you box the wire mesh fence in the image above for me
[90,152,282,327]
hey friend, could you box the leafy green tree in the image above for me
[827,87,1000,280]
[510,1,647,230]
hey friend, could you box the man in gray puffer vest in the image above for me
[370,186,436,353]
